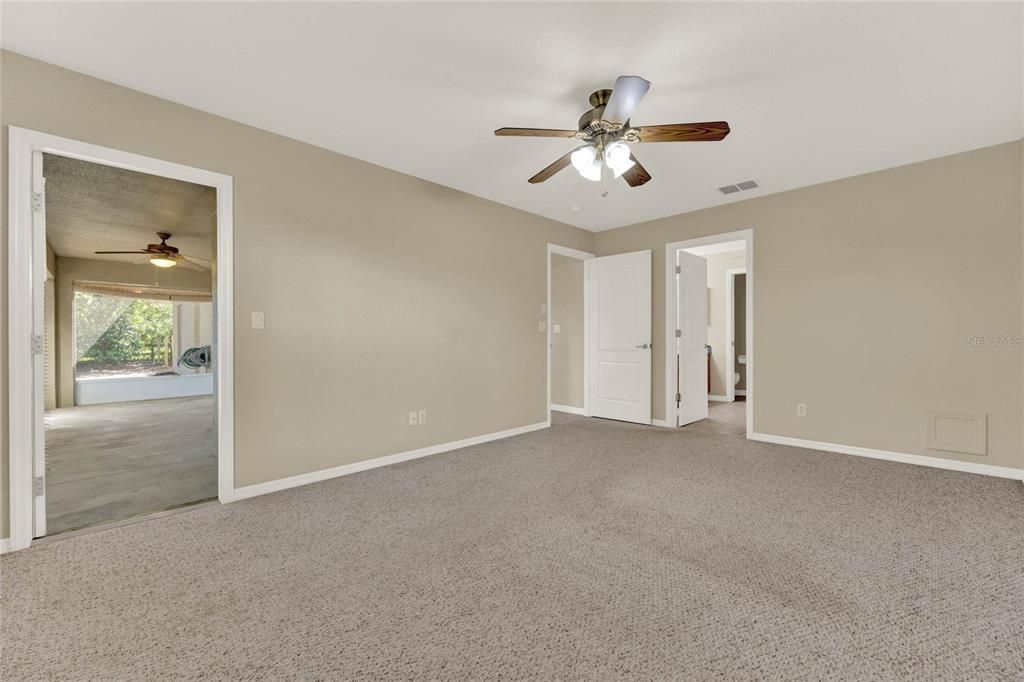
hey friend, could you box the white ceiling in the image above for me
[4,2,1021,232]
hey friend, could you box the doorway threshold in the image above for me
[32,498,219,547]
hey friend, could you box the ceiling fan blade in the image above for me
[528,151,574,184]
[177,256,209,271]
[621,154,652,187]
[94,250,150,255]
[602,75,651,126]
[181,253,212,262]
[495,127,578,138]
[637,121,731,143]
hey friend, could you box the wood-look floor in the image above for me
[44,396,216,535]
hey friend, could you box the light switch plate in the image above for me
[553,324,561,334]
[538,321,547,333]
[251,312,265,329]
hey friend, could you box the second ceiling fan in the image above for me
[495,75,730,187]
[94,232,209,270]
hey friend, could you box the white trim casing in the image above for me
[546,244,595,423]
[550,404,585,416]
[231,421,550,501]
[750,432,1024,480]
[215,170,235,505]
[8,129,33,551]
[7,127,235,551]
[665,229,753,433]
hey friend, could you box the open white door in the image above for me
[31,150,47,538]
[589,250,652,424]
[675,250,708,426]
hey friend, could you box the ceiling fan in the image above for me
[94,232,210,270]
[495,75,730,188]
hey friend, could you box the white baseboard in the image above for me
[0,537,11,555]
[652,419,673,428]
[749,432,1024,480]
[228,421,551,502]
[550,404,585,416]
[735,390,746,396]
[708,395,731,402]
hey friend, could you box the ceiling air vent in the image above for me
[719,180,759,195]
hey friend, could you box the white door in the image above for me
[676,250,708,426]
[589,250,652,424]
[31,150,47,537]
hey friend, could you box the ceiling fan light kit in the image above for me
[570,145,602,181]
[496,75,730,189]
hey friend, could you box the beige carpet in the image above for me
[45,396,216,534]
[3,403,1023,680]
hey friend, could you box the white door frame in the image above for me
[724,267,746,403]
[547,244,594,420]
[665,229,753,435]
[7,127,235,552]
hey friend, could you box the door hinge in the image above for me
[33,476,45,496]
[675,329,682,338]
[31,191,44,213]
[676,392,682,404]
[675,265,681,274]
[31,334,45,355]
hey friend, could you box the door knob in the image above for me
[636,343,650,349]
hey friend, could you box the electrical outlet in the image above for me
[796,403,807,417]
[418,409,427,424]
[408,411,418,426]
[538,321,547,333]
[251,311,265,329]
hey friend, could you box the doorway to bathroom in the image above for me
[665,229,752,435]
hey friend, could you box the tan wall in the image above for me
[691,249,745,398]
[550,254,584,408]
[596,140,1024,470]
[54,256,212,407]
[0,51,594,537]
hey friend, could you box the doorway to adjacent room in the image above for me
[7,128,235,551]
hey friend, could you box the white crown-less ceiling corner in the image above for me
[3,2,1021,232]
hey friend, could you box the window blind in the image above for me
[73,280,212,302]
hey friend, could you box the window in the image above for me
[74,292,175,379]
